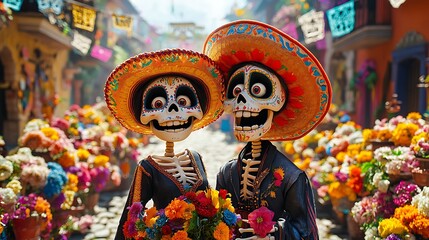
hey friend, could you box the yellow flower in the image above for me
[378,218,407,238]
[94,155,109,167]
[206,188,219,209]
[63,173,78,192]
[77,148,90,161]
[270,191,276,198]
[61,190,75,210]
[171,230,190,240]
[347,144,362,158]
[377,129,393,142]
[392,123,419,146]
[356,150,373,163]
[407,112,422,120]
[144,207,158,226]
[213,222,230,240]
[335,152,346,163]
[362,129,373,143]
[41,127,59,140]
[284,142,295,155]
[222,198,234,212]
[6,179,22,194]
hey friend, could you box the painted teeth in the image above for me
[160,120,187,127]
[235,125,261,131]
[165,128,184,132]
[235,111,258,118]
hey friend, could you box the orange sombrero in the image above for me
[104,49,225,135]
[203,20,332,141]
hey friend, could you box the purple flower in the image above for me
[335,172,348,183]
[128,202,143,220]
[393,181,419,206]
[386,234,401,240]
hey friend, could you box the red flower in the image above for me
[248,206,275,237]
[123,219,137,238]
[161,225,172,235]
[194,192,217,218]
[219,189,228,199]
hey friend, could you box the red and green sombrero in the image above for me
[104,49,225,135]
[203,20,332,141]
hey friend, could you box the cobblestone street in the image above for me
[71,128,349,239]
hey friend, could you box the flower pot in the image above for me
[370,141,394,150]
[412,170,429,187]
[388,172,412,184]
[415,157,429,170]
[346,214,364,240]
[12,216,42,240]
[85,192,100,213]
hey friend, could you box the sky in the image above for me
[129,0,246,34]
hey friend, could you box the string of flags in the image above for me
[2,0,409,55]
[2,0,135,62]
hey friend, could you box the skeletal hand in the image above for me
[235,219,277,240]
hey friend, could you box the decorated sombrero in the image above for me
[104,49,225,134]
[203,20,332,141]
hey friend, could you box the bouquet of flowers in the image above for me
[123,188,238,240]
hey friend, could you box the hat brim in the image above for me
[105,49,225,134]
[203,20,332,141]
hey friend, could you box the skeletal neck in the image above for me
[251,140,262,159]
[165,142,174,157]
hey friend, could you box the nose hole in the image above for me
[237,94,247,104]
[168,103,179,112]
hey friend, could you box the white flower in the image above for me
[0,156,13,181]
[0,187,17,205]
[364,226,381,240]
[411,187,429,217]
[378,180,390,193]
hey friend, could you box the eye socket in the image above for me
[232,84,244,97]
[151,97,166,109]
[251,83,266,97]
[177,95,191,107]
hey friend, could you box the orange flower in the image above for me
[171,230,190,240]
[144,206,158,226]
[356,150,372,163]
[58,151,76,168]
[165,198,188,219]
[410,215,429,238]
[213,222,230,240]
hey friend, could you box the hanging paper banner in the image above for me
[90,45,113,62]
[298,10,325,44]
[389,0,406,8]
[112,14,133,33]
[71,4,97,32]
[71,30,92,56]
[3,0,23,11]
[37,0,63,15]
[326,0,355,38]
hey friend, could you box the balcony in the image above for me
[333,0,392,52]
[15,13,71,49]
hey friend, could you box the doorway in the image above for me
[396,58,421,115]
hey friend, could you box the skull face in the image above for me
[225,64,286,142]
[140,76,203,142]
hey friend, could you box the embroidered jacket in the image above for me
[216,141,318,240]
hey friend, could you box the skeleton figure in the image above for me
[105,49,224,240]
[226,65,286,200]
[205,20,331,240]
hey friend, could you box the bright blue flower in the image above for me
[222,209,237,226]
[44,162,67,198]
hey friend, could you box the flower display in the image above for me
[123,188,237,240]
[393,181,420,207]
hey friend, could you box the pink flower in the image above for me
[248,206,275,237]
